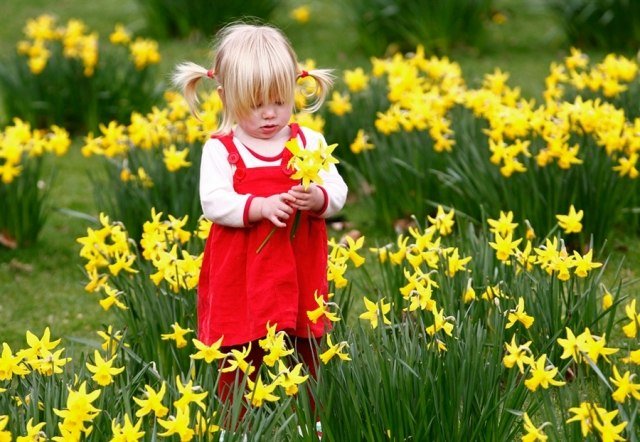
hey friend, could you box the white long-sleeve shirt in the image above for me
[200,126,348,227]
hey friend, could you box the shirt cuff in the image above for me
[313,186,329,217]
[243,195,256,227]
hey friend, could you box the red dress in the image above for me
[197,124,330,347]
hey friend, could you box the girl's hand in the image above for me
[259,193,295,227]
[288,184,324,212]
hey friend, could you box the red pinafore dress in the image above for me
[198,124,330,347]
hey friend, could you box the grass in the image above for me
[0,0,638,351]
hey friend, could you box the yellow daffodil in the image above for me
[110,414,144,442]
[290,5,310,23]
[601,285,614,310]
[427,205,455,236]
[307,291,341,324]
[350,129,374,154]
[194,410,220,437]
[258,323,293,367]
[129,37,160,70]
[340,235,366,267]
[487,210,518,236]
[426,307,454,337]
[220,343,255,375]
[609,365,640,403]
[86,350,125,386]
[359,296,392,329]
[524,354,566,391]
[581,329,618,363]
[481,283,505,302]
[99,285,128,311]
[572,249,602,278]
[18,327,61,361]
[567,402,625,441]
[53,381,101,434]
[556,205,583,234]
[190,337,226,364]
[443,248,472,277]
[162,144,192,172]
[319,334,351,364]
[133,382,169,418]
[557,327,587,363]
[97,326,128,355]
[29,348,71,376]
[269,360,309,396]
[328,91,352,116]
[161,323,193,349]
[622,299,640,338]
[622,349,640,365]
[285,137,339,190]
[157,406,194,441]
[109,23,131,45]
[613,152,639,178]
[343,67,369,93]
[0,416,10,441]
[174,376,208,411]
[502,335,533,373]
[521,412,548,442]
[327,257,349,288]
[16,417,47,442]
[505,297,535,329]
[245,377,280,407]
[0,343,29,380]
[489,232,523,262]
[463,278,476,303]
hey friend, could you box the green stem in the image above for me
[256,226,277,254]
[290,210,301,240]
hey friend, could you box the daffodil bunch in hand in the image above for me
[256,137,339,253]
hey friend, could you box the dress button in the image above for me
[228,152,239,164]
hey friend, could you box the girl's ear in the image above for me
[217,86,224,102]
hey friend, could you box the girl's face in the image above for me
[236,99,293,140]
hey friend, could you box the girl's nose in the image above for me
[262,106,276,118]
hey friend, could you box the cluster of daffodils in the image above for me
[77,210,210,309]
[0,327,221,441]
[0,328,71,382]
[0,118,70,184]
[81,91,221,183]
[349,206,637,440]
[160,321,349,410]
[17,15,160,76]
[488,207,601,280]
[285,137,340,190]
[334,46,639,181]
[140,209,208,292]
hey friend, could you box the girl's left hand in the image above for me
[288,184,324,212]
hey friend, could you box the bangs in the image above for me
[221,27,297,118]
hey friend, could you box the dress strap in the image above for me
[213,133,246,169]
[289,123,307,148]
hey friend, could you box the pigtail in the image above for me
[172,61,214,119]
[298,68,335,113]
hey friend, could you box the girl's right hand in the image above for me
[259,193,295,227]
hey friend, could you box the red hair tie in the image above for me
[206,69,215,79]
[299,70,309,78]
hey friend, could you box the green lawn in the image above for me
[1,0,638,351]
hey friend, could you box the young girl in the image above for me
[172,22,348,402]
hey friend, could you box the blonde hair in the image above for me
[172,22,334,134]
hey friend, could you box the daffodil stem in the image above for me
[256,227,277,254]
[290,211,301,240]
